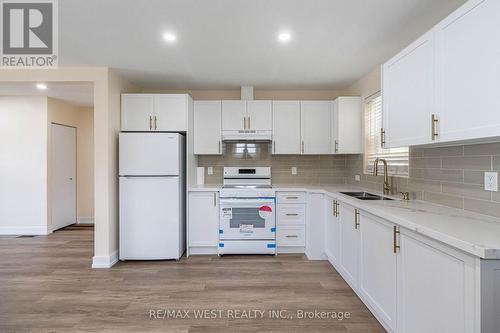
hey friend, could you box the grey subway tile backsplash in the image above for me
[198,141,500,218]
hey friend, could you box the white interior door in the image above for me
[51,124,77,231]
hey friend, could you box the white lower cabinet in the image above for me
[277,192,306,253]
[305,193,326,260]
[358,212,397,332]
[338,203,359,288]
[188,191,219,255]
[324,196,340,265]
[397,229,477,333]
[325,200,484,333]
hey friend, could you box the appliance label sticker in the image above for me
[222,208,232,218]
[240,224,254,234]
[258,205,272,219]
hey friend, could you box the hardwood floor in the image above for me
[0,227,385,332]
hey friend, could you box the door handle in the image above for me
[149,116,152,130]
[154,116,157,130]
[431,114,438,140]
[354,209,360,229]
[213,192,217,207]
[393,225,400,253]
[301,141,304,154]
[69,178,73,180]
[248,117,251,129]
[273,141,275,153]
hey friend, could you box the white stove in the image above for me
[218,167,276,255]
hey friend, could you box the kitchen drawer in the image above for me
[277,204,305,226]
[277,226,305,247]
[277,192,306,204]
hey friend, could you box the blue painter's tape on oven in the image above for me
[267,243,276,248]
[219,229,223,234]
[219,243,224,248]
[271,227,276,232]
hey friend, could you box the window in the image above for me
[364,93,408,177]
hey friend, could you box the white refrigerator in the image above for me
[119,132,185,260]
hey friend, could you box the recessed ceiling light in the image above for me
[163,32,177,43]
[36,83,47,90]
[278,32,291,43]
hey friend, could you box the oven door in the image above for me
[219,197,276,240]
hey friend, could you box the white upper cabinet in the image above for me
[221,100,246,130]
[435,0,500,143]
[331,97,362,154]
[121,94,154,131]
[300,101,331,154]
[193,101,222,155]
[382,0,500,147]
[121,94,189,132]
[382,31,435,148]
[221,100,272,131]
[272,101,301,154]
[154,94,188,132]
[246,100,272,130]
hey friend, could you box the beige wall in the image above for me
[0,67,137,266]
[47,98,94,227]
[0,96,48,234]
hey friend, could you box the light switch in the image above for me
[207,167,214,175]
[291,167,297,175]
[484,172,498,191]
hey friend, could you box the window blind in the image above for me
[364,93,408,177]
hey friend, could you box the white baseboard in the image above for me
[92,250,119,269]
[0,226,49,235]
[77,217,95,224]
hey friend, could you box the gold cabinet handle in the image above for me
[149,116,152,130]
[354,209,360,229]
[431,114,438,140]
[393,225,400,253]
[154,116,157,130]
[381,128,386,148]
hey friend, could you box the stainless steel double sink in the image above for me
[340,192,394,201]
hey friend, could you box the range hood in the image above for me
[222,130,272,142]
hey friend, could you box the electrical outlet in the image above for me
[291,167,297,175]
[207,167,214,175]
[355,174,361,182]
[484,171,498,191]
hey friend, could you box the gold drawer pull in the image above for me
[393,226,400,253]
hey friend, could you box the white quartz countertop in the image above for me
[188,184,500,259]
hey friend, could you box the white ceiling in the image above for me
[0,82,94,107]
[59,0,466,90]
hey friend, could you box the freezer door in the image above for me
[119,176,183,259]
[119,132,183,176]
